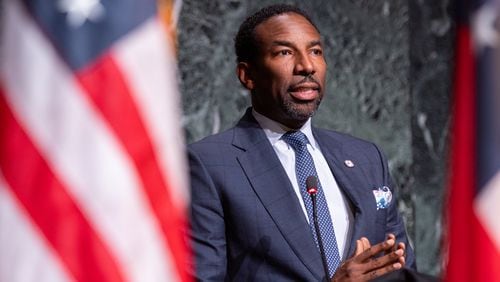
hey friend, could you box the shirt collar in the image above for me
[252,108,318,150]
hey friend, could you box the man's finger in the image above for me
[365,261,403,281]
[396,242,406,265]
[361,237,371,252]
[397,242,406,252]
[398,255,406,267]
[366,248,404,270]
[384,234,396,255]
[354,239,364,256]
[354,238,395,262]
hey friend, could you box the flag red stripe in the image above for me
[0,86,125,282]
[76,53,189,281]
[471,213,500,281]
[446,26,476,282]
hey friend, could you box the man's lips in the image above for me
[288,83,320,101]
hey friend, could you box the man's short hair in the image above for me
[234,4,319,63]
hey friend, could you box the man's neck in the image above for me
[252,108,310,132]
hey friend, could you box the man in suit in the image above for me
[188,4,416,281]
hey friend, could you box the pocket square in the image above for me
[372,186,392,210]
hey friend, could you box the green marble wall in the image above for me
[178,0,453,276]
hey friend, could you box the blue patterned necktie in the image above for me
[282,131,341,278]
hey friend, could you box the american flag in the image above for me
[446,0,500,280]
[0,0,190,281]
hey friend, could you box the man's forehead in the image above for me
[254,13,321,43]
[255,12,319,33]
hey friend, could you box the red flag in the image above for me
[445,1,500,281]
[0,0,190,281]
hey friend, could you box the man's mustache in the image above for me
[289,75,321,91]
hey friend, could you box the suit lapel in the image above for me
[313,129,375,257]
[233,111,325,280]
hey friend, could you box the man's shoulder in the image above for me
[188,109,265,156]
[314,127,376,148]
[313,127,386,161]
[188,127,237,152]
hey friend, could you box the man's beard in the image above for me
[282,97,322,122]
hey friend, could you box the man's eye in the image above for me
[278,50,292,56]
[312,49,323,55]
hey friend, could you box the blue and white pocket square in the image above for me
[372,186,392,210]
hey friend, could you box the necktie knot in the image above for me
[282,131,309,151]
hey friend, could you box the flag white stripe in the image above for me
[172,0,183,26]
[0,174,73,282]
[475,171,500,252]
[113,18,189,210]
[1,1,176,281]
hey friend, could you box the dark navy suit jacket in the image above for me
[188,109,415,281]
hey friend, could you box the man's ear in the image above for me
[236,62,254,90]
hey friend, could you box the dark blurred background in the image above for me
[178,0,454,275]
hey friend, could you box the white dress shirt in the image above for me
[252,109,353,259]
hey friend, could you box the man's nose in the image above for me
[294,52,315,75]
